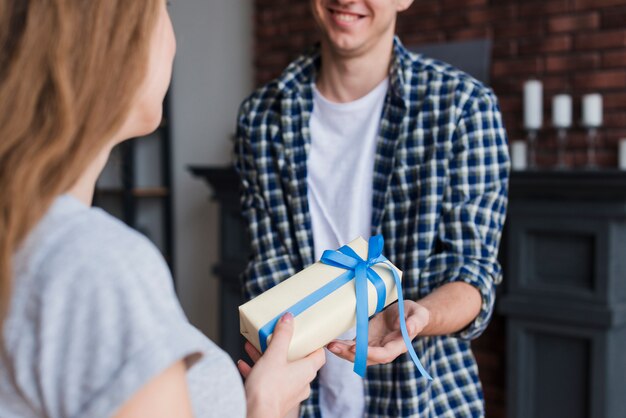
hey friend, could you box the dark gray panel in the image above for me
[507,214,608,302]
[221,205,251,264]
[409,39,492,85]
[607,326,626,418]
[529,231,595,292]
[532,333,590,418]
[508,320,602,418]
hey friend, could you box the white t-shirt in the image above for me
[307,78,389,417]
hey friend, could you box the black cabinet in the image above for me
[501,170,626,418]
[189,166,249,362]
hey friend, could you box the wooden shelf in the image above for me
[95,187,170,198]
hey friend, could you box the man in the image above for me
[234,0,510,416]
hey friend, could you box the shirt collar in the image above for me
[276,36,412,109]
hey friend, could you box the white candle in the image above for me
[511,141,528,170]
[619,138,626,170]
[524,80,543,130]
[582,93,603,128]
[553,94,572,128]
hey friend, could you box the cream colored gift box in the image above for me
[239,237,402,361]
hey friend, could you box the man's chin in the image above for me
[324,35,368,57]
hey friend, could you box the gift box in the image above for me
[239,235,432,379]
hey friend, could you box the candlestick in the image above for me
[553,94,572,129]
[582,93,603,128]
[619,139,626,170]
[527,129,538,169]
[586,128,598,169]
[524,80,543,130]
[557,128,568,169]
[511,141,528,171]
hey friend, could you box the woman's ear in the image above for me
[396,0,415,13]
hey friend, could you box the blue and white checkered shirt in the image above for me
[234,37,510,418]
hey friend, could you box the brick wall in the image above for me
[252,0,626,416]
[255,0,626,169]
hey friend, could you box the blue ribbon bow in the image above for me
[258,235,432,380]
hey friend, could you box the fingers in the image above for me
[245,341,262,363]
[291,348,326,383]
[328,336,408,365]
[327,339,354,353]
[308,347,327,370]
[237,359,252,378]
[327,340,354,358]
[264,312,294,359]
[326,342,355,362]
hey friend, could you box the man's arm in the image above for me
[419,88,510,340]
[328,89,510,362]
[234,100,297,301]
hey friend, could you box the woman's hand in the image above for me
[237,313,326,418]
[326,301,430,366]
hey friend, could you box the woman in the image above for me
[0,1,325,417]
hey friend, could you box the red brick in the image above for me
[467,5,517,25]
[439,13,469,30]
[493,40,518,58]
[573,70,626,89]
[403,1,441,16]
[495,20,546,39]
[498,97,522,114]
[492,78,525,96]
[603,50,626,68]
[605,111,626,128]
[542,75,572,92]
[601,6,626,29]
[546,53,600,72]
[402,32,445,46]
[448,27,492,42]
[442,0,487,10]
[575,29,626,50]
[493,57,544,77]
[548,12,600,33]
[519,35,572,55]
[575,0,626,10]
[474,350,503,370]
[519,1,572,18]
[397,17,441,32]
[605,129,626,143]
[605,92,626,109]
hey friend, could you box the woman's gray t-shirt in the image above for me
[0,195,245,418]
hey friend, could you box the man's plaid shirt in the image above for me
[234,37,510,418]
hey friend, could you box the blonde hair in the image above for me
[0,0,161,322]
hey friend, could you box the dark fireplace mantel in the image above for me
[502,169,626,418]
[190,166,626,418]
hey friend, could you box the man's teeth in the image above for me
[334,12,359,22]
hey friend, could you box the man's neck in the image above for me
[316,37,394,103]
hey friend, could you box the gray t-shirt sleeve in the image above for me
[28,222,209,418]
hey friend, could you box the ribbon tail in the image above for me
[386,262,433,381]
[354,263,369,377]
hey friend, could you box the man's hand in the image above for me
[326,301,430,366]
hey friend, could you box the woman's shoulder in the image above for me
[15,195,172,300]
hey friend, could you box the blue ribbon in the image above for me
[258,235,432,380]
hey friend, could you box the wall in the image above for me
[252,0,626,416]
[255,0,626,169]
[169,0,253,340]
